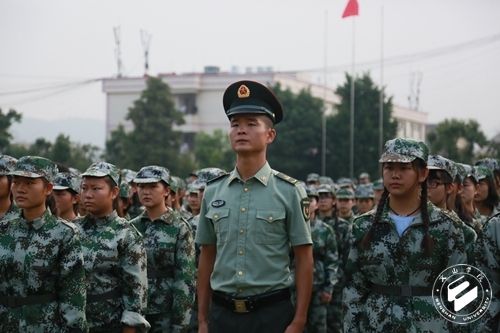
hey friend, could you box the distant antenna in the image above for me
[140,30,152,75]
[407,71,423,111]
[113,26,123,78]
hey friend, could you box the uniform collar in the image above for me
[20,209,52,230]
[228,162,272,186]
[140,207,175,225]
[86,210,119,226]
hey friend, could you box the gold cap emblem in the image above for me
[237,84,250,98]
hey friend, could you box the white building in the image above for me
[102,68,428,146]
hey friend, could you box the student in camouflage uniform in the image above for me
[0,156,88,332]
[372,178,384,207]
[343,138,467,332]
[52,171,82,221]
[474,165,499,223]
[336,188,355,222]
[354,184,375,215]
[456,164,483,233]
[0,154,19,228]
[130,166,195,333]
[475,157,500,198]
[122,169,145,219]
[306,187,339,333]
[473,212,499,333]
[117,181,132,219]
[76,162,149,332]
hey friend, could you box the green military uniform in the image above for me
[0,154,18,230]
[130,165,195,333]
[0,156,87,332]
[307,217,339,333]
[196,162,312,296]
[132,209,195,333]
[473,213,499,333]
[77,162,149,332]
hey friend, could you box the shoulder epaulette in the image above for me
[206,173,229,185]
[60,219,78,233]
[274,172,300,185]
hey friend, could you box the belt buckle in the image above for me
[233,299,249,313]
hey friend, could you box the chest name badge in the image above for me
[211,200,225,208]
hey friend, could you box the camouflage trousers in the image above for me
[326,288,343,333]
[305,290,328,333]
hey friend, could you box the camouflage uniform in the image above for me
[475,166,500,223]
[0,155,19,229]
[77,162,149,332]
[131,165,195,333]
[336,188,356,223]
[306,217,339,333]
[0,156,87,332]
[473,213,499,333]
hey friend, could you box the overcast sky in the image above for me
[1,0,499,147]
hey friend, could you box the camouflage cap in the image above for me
[337,177,354,189]
[196,167,227,183]
[355,184,375,199]
[336,188,355,200]
[82,161,120,186]
[169,176,179,193]
[427,155,458,180]
[457,163,478,183]
[319,176,334,185]
[53,171,82,193]
[317,184,335,196]
[0,154,18,176]
[10,156,58,183]
[134,165,170,185]
[306,185,319,198]
[188,179,205,193]
[306,173,320,182]
[358,172,370,179]
[119,181,131,198]
[475,158,500,172]
[373,178,384,190]
[474,165,493,181]
[379,138,429,163]
[121,168,137,184]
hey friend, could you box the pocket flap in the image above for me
[205,208,230,222]
[256,210,286,223]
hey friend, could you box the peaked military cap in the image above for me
[427,155,458,180]
[379,138,429,163]
[53,171,82,193]
[223,80,283,124]
[0,154,18,176]
[134,165,170,185]
[10,156,58,183]
[82,161,120,186]
[336,188,355,200]
[355,184,375,199]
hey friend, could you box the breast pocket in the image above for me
[206,208,230,244]
[255,209,286,244]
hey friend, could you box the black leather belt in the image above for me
[0,293,57,307]
[147,267,174,279]
[87,288,121,303]
[371,284,433,297]
[212,288,290,313]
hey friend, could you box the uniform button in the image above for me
[213,214,219,219]
[268,216,273,221]
[239,229,244,234]
[239,250,244,255]
[238,288,243,293]
[241,207,246,212]
[244,187,249,192]
[238,271,243,276]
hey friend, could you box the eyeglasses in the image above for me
[427,180,446,189]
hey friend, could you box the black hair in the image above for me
[428,169,453,184]
[479,175,500,212]
[360,159,434,256]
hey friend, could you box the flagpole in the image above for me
[322,10,328,176]
[379,5,384,169]
[349,17,355,179]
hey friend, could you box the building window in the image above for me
[177,94,197,115]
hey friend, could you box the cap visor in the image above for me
[10,171,43,178]
[379,153,416,163]
[133,178,161,184]
[53,185,70,190]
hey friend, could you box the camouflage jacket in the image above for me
[75,211,149,331]
[310,217,339,294]
[0,203,20,232]
[343,201,467,332]
[442,209,477,263]
[0,209,87,332]
[319,214,352,290]
[472,213,499,333]
[131,209,195,332]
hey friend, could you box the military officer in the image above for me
[0,156,87,332]
[131,166,195,333]
[195,80,313,333]
[76,162,149,332]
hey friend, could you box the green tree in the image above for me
[105,76,195,175]
[327,73,397,180]
[267,83,324,180]
[193,129,234,171]
[0,108,22,152]
[427,119,488,164]
[51,134,72,165]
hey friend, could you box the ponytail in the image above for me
[359,188,389,250]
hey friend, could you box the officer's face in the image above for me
[137,182,169,209]
[12,176,52,210]
[229,115,276,154]
[81,177,118,217]
[382,162,427,198]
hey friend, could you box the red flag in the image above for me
[342,0,359,18]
